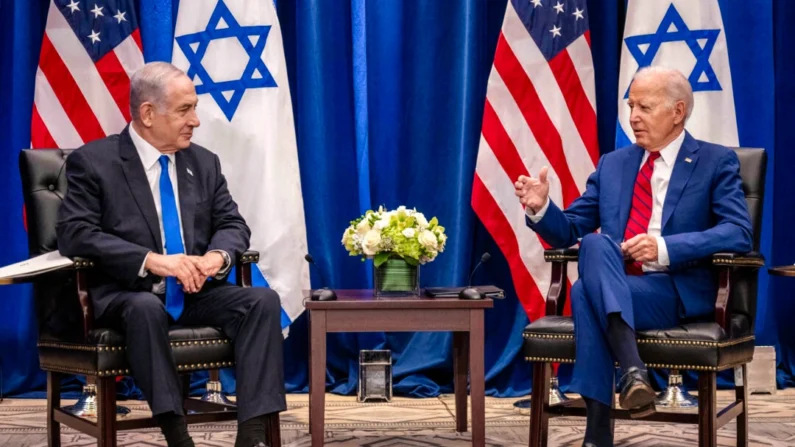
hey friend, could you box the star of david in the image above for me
[175,0,277,121]
[623,4,721,98]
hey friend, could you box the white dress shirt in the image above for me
[130,125,230,290]
[526,130,686,271]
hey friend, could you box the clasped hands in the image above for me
[144,252,226,293]
[513,167,659,263]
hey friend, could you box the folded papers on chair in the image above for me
[0,251,73,279]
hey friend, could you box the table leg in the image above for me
[470,309,485,447]
[309,310,327,447]
[453,331,470,433]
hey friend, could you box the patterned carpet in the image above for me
[1,390,794,446]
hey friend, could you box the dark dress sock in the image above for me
[584,397,614,447]
[236,414,268,447]
[606,313,644,372]
[154,412,194,447]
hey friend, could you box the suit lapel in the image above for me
[618,145,645,239]
[119,127,163,252]
[661,132,700,231]
[176,151,196,256]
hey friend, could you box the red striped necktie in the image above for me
[623,151,661,275]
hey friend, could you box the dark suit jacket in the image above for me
[526,132,753,318]
[56,126,251,318]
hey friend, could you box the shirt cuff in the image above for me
[210,250,232,279]
[525,198,550,224]
[656,236,670,266]
[138,252,151,278]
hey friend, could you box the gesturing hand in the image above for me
[514,166,550,213]
[621,234,658,263]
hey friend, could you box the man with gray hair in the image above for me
[515,66,752,446]
[57,62,284,447]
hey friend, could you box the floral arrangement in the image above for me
[341,206,447,267]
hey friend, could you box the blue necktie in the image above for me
[159,155,185,321]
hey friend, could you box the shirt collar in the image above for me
[129,124,173,171]
[645,129,685,167]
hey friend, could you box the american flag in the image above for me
[472,0,597,321]
[31,0,144,149]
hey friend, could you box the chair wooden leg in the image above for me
[698,371,717,447]
[736,364,749,447]
[529,362,551,447]
[47,372,61,447]
[96,376,117,447]
[265,412,281,447]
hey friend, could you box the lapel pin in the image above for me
[186,168,194,176]
[684,157,692,163]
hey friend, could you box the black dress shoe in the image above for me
[618,366,656,418]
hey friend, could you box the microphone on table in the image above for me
[305,254,337,301]
[459,252,491,300]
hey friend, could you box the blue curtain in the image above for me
[1,0,793,398]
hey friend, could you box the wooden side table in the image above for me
[305,289,493,447]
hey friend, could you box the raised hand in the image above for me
[514,166,550,213]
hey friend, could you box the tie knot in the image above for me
[159,155,170,170]
[648,152,661,163]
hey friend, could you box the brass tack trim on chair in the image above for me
[523,333,575,340]
[712,257,765,267]
[644,360,749,372]
[169,339,229,347]
[524,356,575,364]
[174,361,236,371]
[524,333,755,348]
[637,335,755,348]
[37,342,98,352]
[40,364,97,375]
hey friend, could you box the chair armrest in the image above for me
[544,248,579,263]
[542,249,578,316]
[713,252,764,331]
[71,257,96,339]
[712,251,765,269]
[235,250,260,287]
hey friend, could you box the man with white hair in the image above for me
[515,67,752,447]
[57,62,284,447]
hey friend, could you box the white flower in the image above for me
[356,219,371,235]
[415,213,429,228]
[341,229,352,245]
[397,205,407,213]
[361,230,382,256]
[439,233,447,244]
[418,230,438,250]
[402,228,416,238]
[373,218,389,231]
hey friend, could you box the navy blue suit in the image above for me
[56,127,286,420]
[526,132,752,405]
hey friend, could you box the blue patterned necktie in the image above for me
[159,155,185,320]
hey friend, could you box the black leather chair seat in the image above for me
[37,326,234,378]
[523,316,755,371]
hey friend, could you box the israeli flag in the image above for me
[171,0,309,330]
[617,0,739,148]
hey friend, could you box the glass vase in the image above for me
[373,257,420,298]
